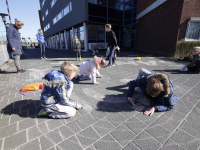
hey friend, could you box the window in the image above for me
[51,0,57,8]
[42,16,44,21]
[88,0,107,6]
[186,18,200,41]
[44,23,50,32]
[41,0,46,8]
[45,9,48,17]
[64,5,69,15]
[52,2,72,25]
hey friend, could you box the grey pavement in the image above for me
[0,48,200,150]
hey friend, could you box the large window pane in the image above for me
[88,3,107,17]
[88,24,96,30]
[88,0,106,6]
[124,26,131,31]
[187,22,200,39]
[108,8,123,20]
[88,31,96,39]
[89,16,107,23]
[125,9,132,20]
[96,25,104,30]
[97,31,104,40]
[80,26,84,31]
[108,19,123,25]
[124,19,132,25]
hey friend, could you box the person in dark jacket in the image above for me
[105,24,119,67]
[6,19,25,73]
[73,36,82,61]
[36,29,47,59]
[181,46,200,73]
[38,61,83,119]
[127,68,181,116]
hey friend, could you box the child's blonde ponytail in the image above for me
[15,18,24,26]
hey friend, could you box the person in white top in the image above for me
[76,56,107,85]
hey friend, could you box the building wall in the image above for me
[38,10,44,31]
[40,0,88,37]
[177,0,200,41]
[137,0,157,14]
[135,0,184,55]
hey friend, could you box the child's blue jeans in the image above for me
[135,68,152,94]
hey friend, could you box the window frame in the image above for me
[185,17,200,41]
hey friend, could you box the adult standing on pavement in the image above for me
[36,29,47,59]
[6,19,25,73]
[105,24,119,67]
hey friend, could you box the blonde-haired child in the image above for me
[38,61,83,119]
[74,36,82,61]
[181,46,200,73]
[76,56,106,85]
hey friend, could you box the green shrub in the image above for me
[175,41,200,59]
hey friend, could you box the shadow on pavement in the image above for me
[0,71,17,74]
[152,69,198,74]
[1,99,46,119]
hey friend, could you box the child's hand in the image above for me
[144,107,156,116]
[76,104,83,110]
[128,97,134,105]
[99,75,103,78]
[94,82,100,85]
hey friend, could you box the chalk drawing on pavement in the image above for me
[82,88,128,103]
[28,68,50,74]
[132,94,156,112]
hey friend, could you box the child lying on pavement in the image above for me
[127,68,181,116]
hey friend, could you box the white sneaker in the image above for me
[92,50,95,56]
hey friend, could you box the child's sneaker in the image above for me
[75,75,80,80]
[76,57,78,61]
[79,57,82,61]
[17,69,26,73]
[38,109,49,116]
[92,50,95,56]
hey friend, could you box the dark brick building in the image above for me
[135,0,200,56]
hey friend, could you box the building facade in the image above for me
[136,0,200,56]
[39,0,138,51]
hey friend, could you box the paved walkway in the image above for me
[0,49,200,150]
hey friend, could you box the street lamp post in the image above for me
[0,13,8,29]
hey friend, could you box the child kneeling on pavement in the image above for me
[38,61,83,119]
[76,56,106,85]
[127,68,181,116]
